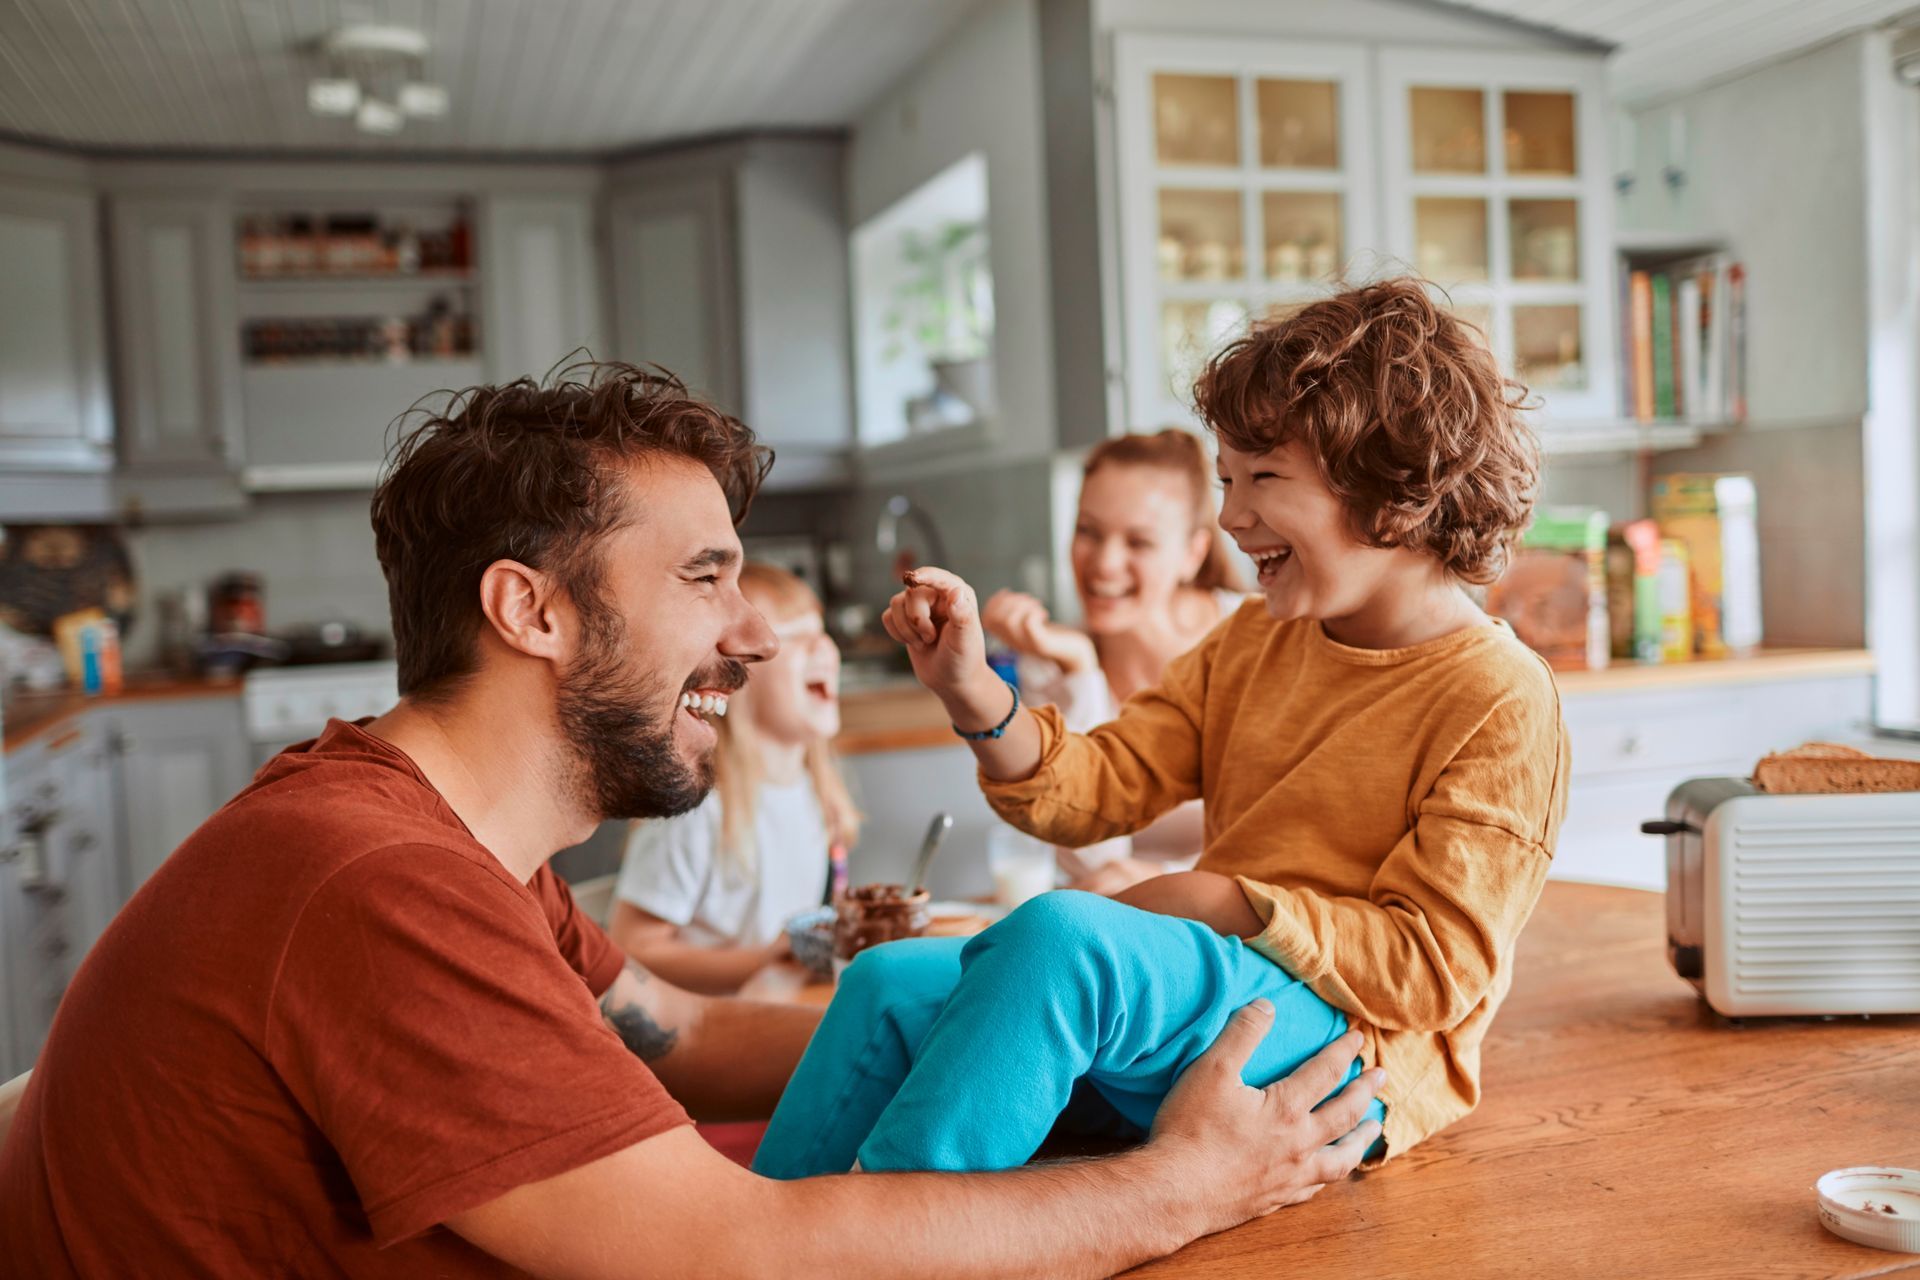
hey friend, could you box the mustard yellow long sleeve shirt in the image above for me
[980,605,1569,1158]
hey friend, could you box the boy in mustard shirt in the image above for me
[755,278,1568,1177]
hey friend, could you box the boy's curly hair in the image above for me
[1192,278,1538,584]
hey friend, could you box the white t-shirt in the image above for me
[1018,590,1247,878]
[614,780,830,948]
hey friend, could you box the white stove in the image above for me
[243,661,399,762]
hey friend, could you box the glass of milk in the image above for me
[987,825,1056,908]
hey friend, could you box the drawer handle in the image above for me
[1620,735,1644,757]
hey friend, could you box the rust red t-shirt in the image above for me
[0,719,689,1276]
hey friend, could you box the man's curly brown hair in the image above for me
[372,360,771,701]
[1192,278,1539,584]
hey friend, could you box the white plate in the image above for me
[928,900,1007,922]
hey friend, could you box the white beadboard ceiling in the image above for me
[0,0,983,154]
[0,0,1911,153]
[1449,0,1920,105]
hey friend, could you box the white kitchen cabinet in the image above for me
[1108,33,1615,433]
[0,182,113,472]
[607,137,852,474]
[609,164,742,413]
[480,193,605,383]
[1376,48,1616,424]
[1112,34,1376,429]
[1554,671,1875,890]
[0,716,121,1077]
[108,698,251,895]
[107,194,244,475]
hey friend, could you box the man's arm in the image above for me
[597,957,820,1122]
[450,1010,1384,1279]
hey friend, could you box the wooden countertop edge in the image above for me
[834,725,956,756]
[1554,647,1875,695]
[831,650,1880,753]
[4,680,243,754]
[6,650,1875,756]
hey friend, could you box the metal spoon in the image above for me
[909,812,954,895]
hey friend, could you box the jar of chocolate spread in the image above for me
[833,884,932,962]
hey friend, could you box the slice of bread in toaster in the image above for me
[1775,742,1873,760]
[1754,743,1920,793]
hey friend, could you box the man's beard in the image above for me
[554,598,746,822]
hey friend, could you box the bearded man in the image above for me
[0,363,1379,1277]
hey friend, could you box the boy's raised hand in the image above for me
[881,567,990,701]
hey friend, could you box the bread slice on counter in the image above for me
[1754,742,1920,794]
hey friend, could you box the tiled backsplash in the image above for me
[122,493,391,667]
[834,456,1061,614]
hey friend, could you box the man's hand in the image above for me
[1151,1010,1383,1235]
[1115,869,1266,938]
[982,590,1099,674]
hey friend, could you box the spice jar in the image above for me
[209,572,265,635]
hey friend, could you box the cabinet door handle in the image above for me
[71,831,96,853]
[8,833,49,888]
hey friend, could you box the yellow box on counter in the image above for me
[1650,473,1762,659]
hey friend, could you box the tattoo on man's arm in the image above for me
[600,959,680,1062]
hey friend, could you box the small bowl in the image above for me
[786,906,837,979]
[1816,1167,1920,1253]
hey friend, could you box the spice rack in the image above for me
[231,195,488,489]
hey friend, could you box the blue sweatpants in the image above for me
[753,890,1383,1176]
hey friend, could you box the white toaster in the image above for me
[1645,778,1920,1017]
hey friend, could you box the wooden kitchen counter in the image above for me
[3,673,242,754]
[834,680,952,755]
[832,648,1877,757]
[1130,880,1920,1278]
[1555,646,1875,696]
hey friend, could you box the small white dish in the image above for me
[1816,1166,1920,1253]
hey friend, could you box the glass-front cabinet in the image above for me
[1113,36,1615,433]
[1378,49,1615,423]
[1114,36,1374,429]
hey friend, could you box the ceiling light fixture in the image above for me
[306,24,448,136]
[307,78,360,116]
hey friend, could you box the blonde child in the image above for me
[755,278,1567,1176]
[609,563,859,994]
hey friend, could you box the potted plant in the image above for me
[883,220,996,427]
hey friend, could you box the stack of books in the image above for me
[1621,256,1746,426]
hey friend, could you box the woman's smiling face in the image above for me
[1070,463,1210,636]
[1214,440,1406,625]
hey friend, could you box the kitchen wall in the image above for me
[1613,32,1897,659]
[846,0,1059,469]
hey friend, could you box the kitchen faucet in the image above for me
[873,494,949,572]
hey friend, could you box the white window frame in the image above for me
[1113,33,1376,430]
[1376,47,1618,425]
